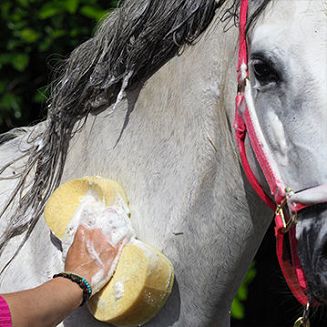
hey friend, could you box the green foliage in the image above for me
[0,0,118,132]
[231,263,256,320]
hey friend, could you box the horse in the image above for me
[0,0,326,326]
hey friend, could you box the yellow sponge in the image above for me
[44,176,174,326]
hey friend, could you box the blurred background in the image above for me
[0,0,118,133]
[0,1,325,326]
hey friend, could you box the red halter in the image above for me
[234,0,327,306]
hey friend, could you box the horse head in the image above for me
[244,0,327,305]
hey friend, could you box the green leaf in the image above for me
[12,54,29,71]
[8,21,26,30]
[17,0,29,7]
[11,9,27,23]
[0,52,29,71]
[7,39,23,51]
[19,28,39,43]
[38,37,52,51]
[244,264,256,284]
[64,0,79,14]
[80,5,107,21]
[0,93,21,111]
[33,87,48,104]
[231,298,245,320]
[237,284,248,301]
[231,263,256,321]
[39,4,62,19]
[51,29,66,39]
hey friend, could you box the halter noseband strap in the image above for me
[234,0,327,307]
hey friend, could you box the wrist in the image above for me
[53,273,92,306]
[65,268,92,286]
[52,276,84,308]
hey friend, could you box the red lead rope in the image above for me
[234,0,310,306]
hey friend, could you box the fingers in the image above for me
[91,228,110,252]
[70,225,88,255]
[84,228,119,274]
[65,224,123,293]
[73,225,87,248]
[87,228,118,252]
[72,226,118,264]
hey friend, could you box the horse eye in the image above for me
[252,58,279,85]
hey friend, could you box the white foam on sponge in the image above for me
[114,281,125,301]
[61,189,136,293]
[62,190,135,257]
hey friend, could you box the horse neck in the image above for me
[63,23,272,322]
[63,23,242,242]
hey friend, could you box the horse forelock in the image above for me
[0,0,271,273]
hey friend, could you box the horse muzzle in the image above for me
[297,203,327,305]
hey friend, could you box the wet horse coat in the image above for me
[0,0,326,326]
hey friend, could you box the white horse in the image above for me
[0,0,326,326]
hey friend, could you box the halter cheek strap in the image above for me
[234,0,327,307]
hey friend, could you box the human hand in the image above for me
[65,225,122,294]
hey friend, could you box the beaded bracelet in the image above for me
[53,272,92,306]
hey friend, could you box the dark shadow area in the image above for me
[232,222,327,327]
[50,231,63,252]
[114,83,143,147]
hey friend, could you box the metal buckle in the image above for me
[275,205,297,233]
[293,303,310,327]
[275,188,298,233]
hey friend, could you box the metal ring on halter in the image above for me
[275,207,298,234]
[303,302,310,323]
[275,194,298,234]
[293,303,310,327]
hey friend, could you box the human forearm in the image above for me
[2,277,83,327]
[1,225,119,327]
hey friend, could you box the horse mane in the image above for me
[0,128,31,146]
[0,0,271,273]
